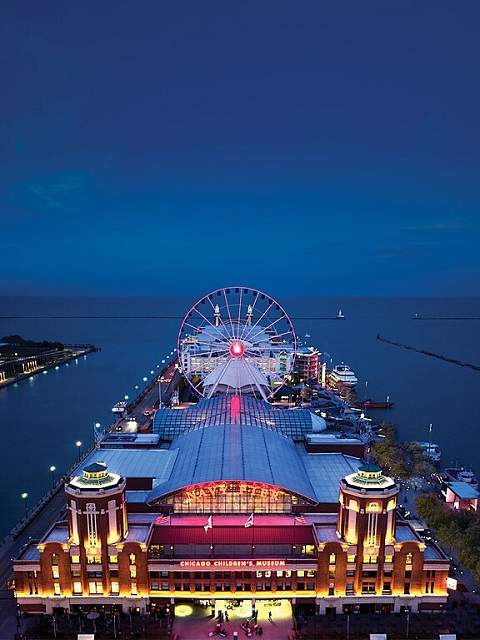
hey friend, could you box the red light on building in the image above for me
[230,395,241,420]
[230,341,245,357]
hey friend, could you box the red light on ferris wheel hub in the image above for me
[230,340,245,357]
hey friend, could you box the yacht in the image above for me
[329,364,358,388]
[416,441,442,463]
[336,309,345,319]
[444,467,478,488]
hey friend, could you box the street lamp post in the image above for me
[76,440,82,462]
[21,492,28,517]
[406,609,410,639]
[94,422,101,446]
[50,466,56,490]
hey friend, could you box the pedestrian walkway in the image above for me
[172,599,293,639]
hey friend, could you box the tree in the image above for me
[416,493,480,582]
[371,423,436,481]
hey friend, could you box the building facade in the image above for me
[14,452,449,616]
[292,346,320,382]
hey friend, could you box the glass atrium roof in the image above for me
[154,395,326,440]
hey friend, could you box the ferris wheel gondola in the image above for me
[178,286,297,399]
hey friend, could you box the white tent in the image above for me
[203,357,270,400]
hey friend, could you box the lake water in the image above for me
[0,295,479,537]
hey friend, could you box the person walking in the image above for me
[268,611,272,623]
[225,611,229,622]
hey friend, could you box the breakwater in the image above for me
[377,335,480,372]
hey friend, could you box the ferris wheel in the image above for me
[178,286,297,399]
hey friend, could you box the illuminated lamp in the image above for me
[229,341,245,357]
[176,603,193,617]
[447,577,457,590]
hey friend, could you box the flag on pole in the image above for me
[204,515,213,533]
[295,515,306,525]
[244,513,255,528]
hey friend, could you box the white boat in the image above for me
[416,441,441,463]
[336,309,345,319]
[329,364,358,387]
[112,401,127,414]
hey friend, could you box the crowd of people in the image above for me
[209,607,273,637]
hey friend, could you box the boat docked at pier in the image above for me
[357,398,394,410]
[416,441,442,463]
[329,363,358,388]
[112,400,127,414]
[443,467,478,488]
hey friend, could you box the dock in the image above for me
[109,358,181,434]
[0,343,99,388]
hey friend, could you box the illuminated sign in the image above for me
[181,482,284,502]
[446,577,457,591]
[180,559,286,568]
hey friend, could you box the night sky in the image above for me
[2,1,480,296]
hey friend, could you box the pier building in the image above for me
[292,345,320,382]
[13,288,450,617]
